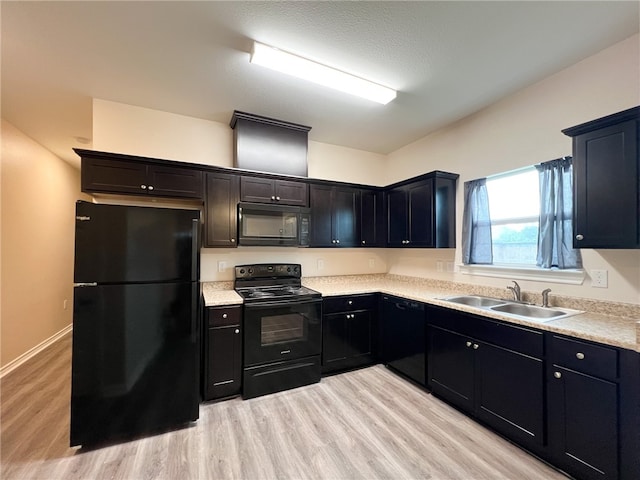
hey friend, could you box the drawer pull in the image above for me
[554,371,562,379]
[466,341,472,347]
[234,329,240,334]
[222,313,228,319]
[472,343,479,350]
[576,352,585,360]
[348,300,353,305]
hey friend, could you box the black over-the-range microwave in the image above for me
[237,202,310,247]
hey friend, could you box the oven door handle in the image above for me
[243,298,322,309]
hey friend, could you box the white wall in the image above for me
[1,121,84,368]
[387,34,640,304]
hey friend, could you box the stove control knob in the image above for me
[287,267,291,272]
[248,268,254,274]
[239,269,245,275]
[294,266,299,273]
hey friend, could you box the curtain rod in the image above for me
[538,155,572,167]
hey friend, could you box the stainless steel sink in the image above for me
[439,295,506,307]
[438,295,583,323]
[490,303,570,320]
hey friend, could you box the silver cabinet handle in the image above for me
[336,239,340,244]
[554,371,562,379]
[230,238,235,243]
[234,329,240,334]
[473,344,479,350]
[141,184,147,190]
[576,352,585,360]
[362,240,366,244]
[466,341,472,347]
[148,185,154,191]
[576,234,584,241]
[271,196,276,200]
[276,196,280,201]
[348,300,353,305]
[222,313,228,319]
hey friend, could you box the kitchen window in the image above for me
[461,160,584,285]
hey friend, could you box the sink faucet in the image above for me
[541,288,552,308]
[507,281,521,301]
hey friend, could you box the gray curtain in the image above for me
[462,178,493,264]
[536,157,582,269]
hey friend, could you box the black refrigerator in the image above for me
[70,200,200,447]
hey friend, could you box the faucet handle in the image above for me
[541,288,552,308]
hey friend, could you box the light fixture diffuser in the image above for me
[250,41,397,105]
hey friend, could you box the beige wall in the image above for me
[387,34,640,304]
[1,120,82,367]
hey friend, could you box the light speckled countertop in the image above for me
[203,274,640,352]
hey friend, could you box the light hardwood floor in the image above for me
[1,333,568,480]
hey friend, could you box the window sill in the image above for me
[459,264,585,285]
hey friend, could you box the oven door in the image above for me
[244,298,322,367]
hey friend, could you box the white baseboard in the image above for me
[0,324,73,378]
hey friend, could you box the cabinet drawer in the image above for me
[474,317,544,359]
[551,335,618,380]
[323,294,377,314]
[207,306,241,327]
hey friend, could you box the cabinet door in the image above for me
[427,326,475,412]
[205,172,239,248]
[81,158,149,195]
[346,310,375,365]
[548,366,618,480]
[275,180,309,206]
[147,165,203,199]
[309,185,334,247]
[475,342,544,449]
[360,189,385,247]
[206,325,242,400]
[407,180,434,247]
[332,188,359,247]
[573,119,639,248]
[386,188,408,246]
[322,313,349,373]
[240,176,275,203]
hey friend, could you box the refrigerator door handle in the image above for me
[74,282,97,287]
[191,218,199,282]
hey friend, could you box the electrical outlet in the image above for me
[317,259,325,270]
[436,261,443,272]
[591,269,608,288]
[368,258,375,269]
[63,299,68,310]
[218,261,227,273]
[446,262,455,272]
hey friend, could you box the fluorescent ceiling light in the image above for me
[250,41,397,105]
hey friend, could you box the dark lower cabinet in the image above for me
[380,296,426,385]
[203,306,242,400]
[427,306,545,451]
[322,294,376,373]
[545,334,640,480]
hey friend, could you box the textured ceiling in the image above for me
[2,1,638,167]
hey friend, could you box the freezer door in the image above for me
[70,281,200,447]
[74,201,200,283]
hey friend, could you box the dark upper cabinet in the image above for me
[360,189,385,247]
[427,306,545,451]
[204,172,239,248]
[562,106,640,248]
[204,306,242,400]
[386,172,458,248]
[240,176,309,206]
[81,156,203,199]
[322,294,377,374]
[309,185,360,247]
